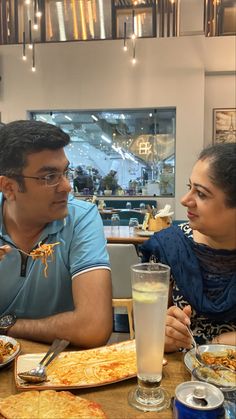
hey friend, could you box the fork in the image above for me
[0,234,32,257]
[18,338,70,383]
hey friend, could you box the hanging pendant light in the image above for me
[22,31,27,60]
[28,19,33,49]
[123,21,127,51]
[131,9,136,40]
[32,43,36,72]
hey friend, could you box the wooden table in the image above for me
[0,335,191,419]
[104,226,151,245]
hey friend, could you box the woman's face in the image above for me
[181,159,236,240]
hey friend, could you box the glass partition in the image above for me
[30,108,176,197]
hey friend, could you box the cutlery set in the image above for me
[18,338,70,383]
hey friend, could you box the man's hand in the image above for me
[165,305,192,353]
[0,245,11,260]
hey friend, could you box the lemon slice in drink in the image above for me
[132,290,157,303]
[132,282,167,303]
[132,283,158,303]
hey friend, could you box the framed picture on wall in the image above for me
[213,108,236,143]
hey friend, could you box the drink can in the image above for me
[173,381,225,419]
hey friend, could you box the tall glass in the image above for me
[111,213,120,232]
[128,217,139,235]
[128,263,170,412]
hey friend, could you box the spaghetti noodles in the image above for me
[201,349,236,371]
[30,242,60,277]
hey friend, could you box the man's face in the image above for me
[12,148,71,225]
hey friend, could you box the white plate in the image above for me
[15,340,167,390]
[15,340,137,390]
[184,344,236,372]
[0,335,20,368]
[136,230,154,237]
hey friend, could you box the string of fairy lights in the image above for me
[22,0,42,72]
[20,0,172,71]
[21,0,138,72]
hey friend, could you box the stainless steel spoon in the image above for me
[186,325,204,365]
[18,338,70,383]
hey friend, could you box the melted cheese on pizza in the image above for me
[46,343,137,386]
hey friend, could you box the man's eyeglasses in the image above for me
[7,168,73,187]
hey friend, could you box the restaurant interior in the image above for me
[0,1,235,418]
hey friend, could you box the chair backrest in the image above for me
[107,243,140,299]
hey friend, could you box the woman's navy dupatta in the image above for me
[140,226,236,322]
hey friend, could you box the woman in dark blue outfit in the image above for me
[141,143,236,352]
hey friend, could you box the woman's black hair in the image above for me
[198,142,236,208]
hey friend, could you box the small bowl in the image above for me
[192,366,236,402]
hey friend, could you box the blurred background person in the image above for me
[73,166,94,195]
[99,170,119,195]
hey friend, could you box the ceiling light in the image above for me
[132,9,136,39]
[123,21,127,51]
[65,115,72,121]
[132,41,136,64]
[98,0,105,39]
[56,2,66,41]
[91,114,98,122]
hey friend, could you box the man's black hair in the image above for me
[0,120,70,189]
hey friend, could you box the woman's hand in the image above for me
[165,305,192,353]
[0,245,11,260]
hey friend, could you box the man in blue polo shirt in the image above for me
[0,120,112,347]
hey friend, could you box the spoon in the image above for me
[18,338,70,383]
[186,325,204,365]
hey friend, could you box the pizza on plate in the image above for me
[46,341,137,386]
[0,390,106,419]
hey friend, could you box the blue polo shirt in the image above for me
[0,194,110,318]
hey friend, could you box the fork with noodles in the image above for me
[30,242,60,277]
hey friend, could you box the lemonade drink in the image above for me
[128,263,170,412]
[133,281,169,385]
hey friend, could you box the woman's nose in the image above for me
[181,191,194,207]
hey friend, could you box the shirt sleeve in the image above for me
[69,204,110,278]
